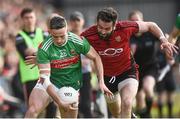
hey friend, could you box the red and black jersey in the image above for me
[81,21,139,76]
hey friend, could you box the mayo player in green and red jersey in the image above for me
[25,14,113,118]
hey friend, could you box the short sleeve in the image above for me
[175,13,180,29]
[116,21,139,35]
[37,48,50,64]
[80,37,91,55]
[125,21,139,35]
[69,32,91,55]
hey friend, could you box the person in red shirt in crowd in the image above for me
[81,7,177,118]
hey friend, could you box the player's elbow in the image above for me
[93,54,101,63]
[138,21,158,33]
[148,22,158,29]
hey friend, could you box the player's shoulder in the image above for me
[36,27,49,37]
[68,32,81,39]
[68,32,84,46]
[81,25,97,37]
[115,21,138,30]
[39,35,53,51]
[15,33,24,44]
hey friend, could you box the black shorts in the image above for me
[138,64,158,91]
[104,67,138,93]
[156,70,176,93]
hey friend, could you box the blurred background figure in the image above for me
[69,11,93,118]
[168,13,180,87]
[0,31,22,118]
[156,42,176,118]
[15,7,56,117]
[129,10,160,118]
[68,11,107,118]
[168,13,180,45]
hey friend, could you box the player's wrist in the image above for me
[99,78,104,83]
[159,35,168,43]
[40,74,52,90]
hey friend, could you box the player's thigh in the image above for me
[29,87,50,112]
[120,78,138,101]
[143,75,155,90]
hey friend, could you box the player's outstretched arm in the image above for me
[136,21,178,59]
[85,46,113,96]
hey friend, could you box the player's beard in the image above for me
[98,32,112,41]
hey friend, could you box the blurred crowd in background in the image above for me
[0,0,54,117]
[0,0,179,118]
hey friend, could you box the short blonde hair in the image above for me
[128,10,143,20]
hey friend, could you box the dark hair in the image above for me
[97,7,118,25]
[20,8,34,18]
[49,16,66,29]
[69,11,84,21]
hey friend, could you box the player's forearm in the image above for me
[148,22,167,43]
[93,55,104,83]
[47,85,62,106]
[38,64,62,105]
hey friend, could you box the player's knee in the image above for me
[143,86,154,97]
[27,105,40,117]
[143,83,153,93]
[122,98,133,111]
[143,78,155,90]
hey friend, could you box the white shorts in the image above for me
[105,78,138,103]
[118,78,138,91]
[34,83,80,106]
[34,83,59,102]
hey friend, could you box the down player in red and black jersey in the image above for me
[81,7,178,118]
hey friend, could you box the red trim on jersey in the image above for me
[51,56,80,69]
[38,42,43,48]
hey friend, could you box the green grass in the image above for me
[151,91,180,118]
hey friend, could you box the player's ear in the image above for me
[113,26,116,30]
[48,29,51,34]
[113,21,117,30]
